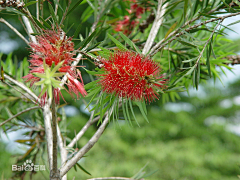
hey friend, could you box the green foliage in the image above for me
[1,0,240,179]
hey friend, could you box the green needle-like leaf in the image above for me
[34,79,47,86]
[50,61,65,76]
[48,2,58,25]
[39,86,48,97]
[48,85,53,100]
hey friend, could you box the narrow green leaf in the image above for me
[227,19,240,26]
[206,41,211,77]
[53,0,63,11]
[6,53,13,75]
[193,0,200,15]
[186,66,196,76]
[189,28,211,33]
[86,90,99,109]
[73,164,77,171]
[48,2,58,25]
[86,86,101,98]
[131,163,148,179]
[164,22,178,39]
[95,96,114,117]
[125,99,133,126]
[81,6,94,23]
[67,0,84,16]
[23,57,29,75]
[197,60,200,87]
[50,61,64,76]
[135,101,148,123]
[24,1,37,7]
[52,73,65,77]
[86,42,102,52]
[75,29,99,49]
[76,163,92,176]
[119,32,141,54]
[129,99,140,127]
[182,57,197,63]
[142,169,159,178]
[39,86,48,97]
[85,80,99,90]
[5,7,25,16]
[99,93,104,122]
[99,0,118,20]
[32,16,47,30]
[121,98,129,123]
[33,72,47,79]
[74,23,82,38]
[164,1,182,17]
[112,101,116,122]
[108,33,126,50]
[193,68,196,88]
[66,23,75,34]
[184,0,188,20]
[84,68,103,75]
[48,85,53,100]
[173,66,195,85]
[177,39,197,48]
[39,16,52,29]
[87,0,95,11]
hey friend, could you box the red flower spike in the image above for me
[113,0,149,35]
[98,51,167,103]
[67,74,87,97]
[23,28,87,105]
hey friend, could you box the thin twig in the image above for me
[36,0,39,20]
[142,0,167,55]
[50,88,61,180]
[3,73,39,103]
[149,11,240,56]
[149,6,220,55]
[59,0,71,26]
[0,106,40,127]
[57,124,67,180]
[55,0,59,16]
[67,113,99,148]
[22,16,37,43]
[60,53,83,86]
[25,8,43,33]
[67,91,112,148]
[2,80,37,105]
[42,104,53,171]
[17,124,45,131]
[195,19,223,66]
[90,0,109,33]
[0,18,29,45]
[60,105,114,177]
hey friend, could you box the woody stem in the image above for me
[50,87,60,180]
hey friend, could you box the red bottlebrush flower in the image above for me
[97,51,167,102]
[114,16,137,35]
[23,28,87,105]
[67,73,87,98]
[113,1,148,35]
